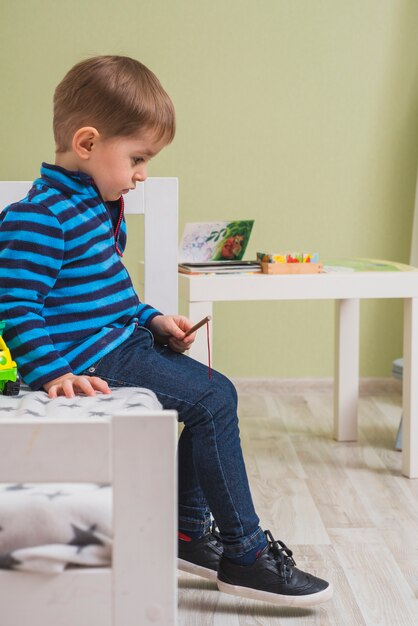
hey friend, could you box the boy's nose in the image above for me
[134,164,148,182]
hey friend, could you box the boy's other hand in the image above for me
[43,373,111,398]
[149,315,197,353]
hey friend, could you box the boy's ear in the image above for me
[72,127,100,160]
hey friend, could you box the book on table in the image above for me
[178,220,259,274]
[178,260,261,274]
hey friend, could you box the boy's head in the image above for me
[53,56,175,201]
[53,55,175,153]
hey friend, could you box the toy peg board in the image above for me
[261,262,323,275]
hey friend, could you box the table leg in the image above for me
[334,299,360,441]
[186,302,214,365]
[402,298,418,478]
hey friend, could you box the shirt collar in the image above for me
[39,162,97,198]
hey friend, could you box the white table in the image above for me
[179,262,418,478]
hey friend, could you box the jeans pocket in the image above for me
[82,355,106,376]
[82,326,154,378]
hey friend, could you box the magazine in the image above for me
[322,258,418,273]
[178,260,261,275]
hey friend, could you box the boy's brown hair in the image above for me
[53,55,175,152]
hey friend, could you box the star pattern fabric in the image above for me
[0,386,162,573]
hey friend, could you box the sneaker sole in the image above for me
[217,579,334,607]
[178,558,218,582]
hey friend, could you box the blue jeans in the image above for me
[81,325,263,557]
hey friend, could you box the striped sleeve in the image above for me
[0,202,73,389]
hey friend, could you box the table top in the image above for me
[179,258,418,302]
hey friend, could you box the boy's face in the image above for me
[87,130,167,201]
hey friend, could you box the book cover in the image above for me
[179,220,254,263]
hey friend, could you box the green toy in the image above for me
[0,321,20,395]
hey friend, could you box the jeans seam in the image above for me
[178,516,209,526]
[222,527,265,557]
[204,401,245,537]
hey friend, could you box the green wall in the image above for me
[1,0,417,377]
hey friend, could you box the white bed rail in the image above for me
[0,411,178,626]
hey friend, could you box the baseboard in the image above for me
[231,377,402,395]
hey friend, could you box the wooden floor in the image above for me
[178,378,418,626]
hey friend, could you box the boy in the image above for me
[0,56,333,606]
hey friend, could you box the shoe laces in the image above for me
[264,529,296,582]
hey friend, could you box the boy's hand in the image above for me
[43,373,111,398]
[149,315,197,353]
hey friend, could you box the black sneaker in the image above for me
[178,522,223,582]
[217,530,333,606]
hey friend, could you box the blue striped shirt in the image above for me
[0,163,161,390]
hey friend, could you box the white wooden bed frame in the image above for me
[0,179,179,625]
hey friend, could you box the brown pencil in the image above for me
[184,315,212,337]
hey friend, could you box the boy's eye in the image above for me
[132,157,144,166]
